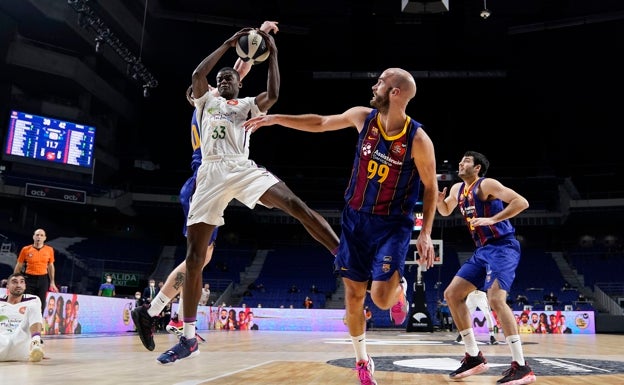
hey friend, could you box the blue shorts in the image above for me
[334,206,413,283]
[180,173,218,244]
[456,235,520,292]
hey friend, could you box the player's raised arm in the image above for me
[192,28,252,99]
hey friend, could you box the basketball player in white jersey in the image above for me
[0,273,45,362]
[156,27,340,364]
[132,21,280,353]
[455,289,499,345]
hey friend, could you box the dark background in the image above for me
[0,0,623,244]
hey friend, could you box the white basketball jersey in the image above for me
[194,92,263,159]
[0,294,42,335]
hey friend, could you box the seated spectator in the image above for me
[134,291,143,307]
[310,284,320,294]
[303,296,313,309]
[543,291,558,303]
[288,284,300,294]
[577,293,587,302]
[515,294,528,305]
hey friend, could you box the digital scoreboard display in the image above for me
[3,110,96,173]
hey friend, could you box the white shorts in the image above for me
[187,155,280,227]
[466,290,489,314]
[0,323,31,361]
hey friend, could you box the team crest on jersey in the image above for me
[226,99,239,106]
[390,141,406,157]
[362,142,372,156]
[19,306,26,314]
[382,256,392,272]
[370,127,379,137]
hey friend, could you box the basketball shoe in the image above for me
[156,336,199,365]
[389,277,408,325]
[165,318,184,338]
[496,361,536,384]
[355,355,377,385]
[490,335,500,345]
[29,338,44,362]
[449,351,489,379]
[165,319,206,342]
[131,304,156,351]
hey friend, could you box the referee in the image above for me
[14,228,59,314]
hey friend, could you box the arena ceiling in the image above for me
[1,0,623,190]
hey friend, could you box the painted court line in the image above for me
[172,360,276,385]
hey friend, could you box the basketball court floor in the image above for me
[1,329,623,384]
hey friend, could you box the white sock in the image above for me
[183,321,196,339]
[506,334,525,365]
[148,292,171,317]
[459,328,479,356]
[351,333,368,363]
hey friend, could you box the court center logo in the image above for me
[324,338,624,376]
[328,355,623,376]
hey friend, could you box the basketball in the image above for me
[235,30,270,65]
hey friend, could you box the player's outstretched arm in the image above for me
[243,106,371,134]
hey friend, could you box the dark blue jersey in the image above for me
[181,108,217,243]
[457,177,516,248]
[190,108,202,172]
[344,109,422,216]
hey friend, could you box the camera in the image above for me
[480,9,491,19]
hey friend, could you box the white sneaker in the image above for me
[29,339,44,362]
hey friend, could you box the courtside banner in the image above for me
[470,310,595,334]
[25,182,86,204]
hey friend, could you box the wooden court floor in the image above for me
[1,330,623,385]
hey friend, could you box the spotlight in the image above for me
[480,0,491,19]
[94,36,103,53]
[143,85,149,98]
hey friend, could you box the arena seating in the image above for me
[240,246,336,309]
